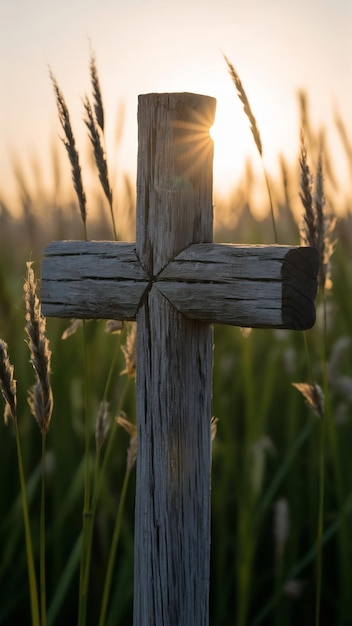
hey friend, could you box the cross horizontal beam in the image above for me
[42,240,318,329]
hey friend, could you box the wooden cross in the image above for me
[41,93,318,626]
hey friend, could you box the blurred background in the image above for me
[1,1,352,625]
[1,0,351,210]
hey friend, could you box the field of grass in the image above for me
[0,60,352,626]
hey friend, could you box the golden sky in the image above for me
[1,0,351,207]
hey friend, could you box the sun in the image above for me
[201,71,294,199]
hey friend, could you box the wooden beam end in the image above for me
[282,247,319,330]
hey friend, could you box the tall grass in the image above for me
[1,53,352,626]
[294,135,336,626]
[50,52,135,626]
[0,340,40,626]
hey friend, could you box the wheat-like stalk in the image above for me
[24,262,53,434]
[105,319,124,334]
[87,50,119,241]
[117,414,137,471]
[224,55,262,156]
[0,339,40,626]
[83,95,118,240]
[120,322,136,378]
[24,262,53,626]
[299,134,336,292]
[224,54,278,242]
[49,69,87,233]
[0,339,17,425]
[84,96,113,206]
[299,134,316,246]
[298,137,335,626]
[211,416,218,442]
[292,382,324,419]
[90,50,105,133]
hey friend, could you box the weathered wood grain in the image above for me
[41,279,147,319]
[43,241,145,279]
[136,93,214,275]
[41,242,148,319]
[41,241,318,329]
[158,243,318,329]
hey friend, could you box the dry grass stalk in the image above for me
[0,338,40,626]
[61,318,83,340]
[0,339,17,425]
[292,382,324,419]
[24,262,53,434]
[90,50,104,133]
[224,54,278,241]
[314,155,326,273]
[83,96,113,208]
[224,55,262,157]
[105,319,124,334]
[299,136,315,245]
[211,416,218,442]
[299,135,336,291]
[298,91,315,152]
[117,414,137,471]
[120,323,136,377]
[87,51,118,240]
[49,69,87,228]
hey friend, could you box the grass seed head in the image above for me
[299,136,336,291]
[121,323,136,378]
[0,339,17,425]
[90,49,105,132]
[211,416,218,442]
[24,262,53,434]
[117,414,137,471]
[61,319,83,340]
[49,68,87,228]
[83,96,113,208]
[224,54,263,157]
[299,134,316,248]
[292,382,324,419]
[105,319,124,334]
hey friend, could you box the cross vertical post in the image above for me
[134,93,216,626]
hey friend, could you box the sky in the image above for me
[0,0,351,210]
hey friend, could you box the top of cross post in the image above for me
[136,92,216,276]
